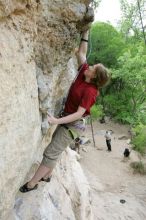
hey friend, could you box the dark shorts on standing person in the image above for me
[106,139,111,151]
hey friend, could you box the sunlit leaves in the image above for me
[88,22,125,67]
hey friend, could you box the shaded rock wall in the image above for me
[0,0,93,219]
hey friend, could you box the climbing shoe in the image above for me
[19,182,38,193]
[39,176,52,182]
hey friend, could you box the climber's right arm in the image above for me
[77,30,89,66]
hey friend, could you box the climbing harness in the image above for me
[61,124,78,140]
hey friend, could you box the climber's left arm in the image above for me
[47,106,86,125]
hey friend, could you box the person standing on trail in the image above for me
[104,130,112,151]
[19,25,110,193]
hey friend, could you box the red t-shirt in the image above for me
[64,63,99,117]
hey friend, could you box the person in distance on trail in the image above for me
[104,130,112,152]
[19,29,110,193]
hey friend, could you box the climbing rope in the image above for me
[88,29,96,148]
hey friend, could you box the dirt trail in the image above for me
[80,120,146,220]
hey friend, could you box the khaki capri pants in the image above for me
[41,125,73,169]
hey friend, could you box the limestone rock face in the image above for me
[13,149,93,220]
[0,0,93,219]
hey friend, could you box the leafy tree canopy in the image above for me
[88,22,125,68]
[105,45,146,124]
[119,0,146,44]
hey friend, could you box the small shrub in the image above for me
[90,104,104,120]
[130,161,146,175]
[132,125,146,155]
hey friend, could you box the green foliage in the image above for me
[132,124,146,155]
[90,104,104,120]
[86,2,146,156]
[137,110,146,125]
[104,45,146,124]
[103,94,134,124]
[119,0,146,43]
[88,22,125,67]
